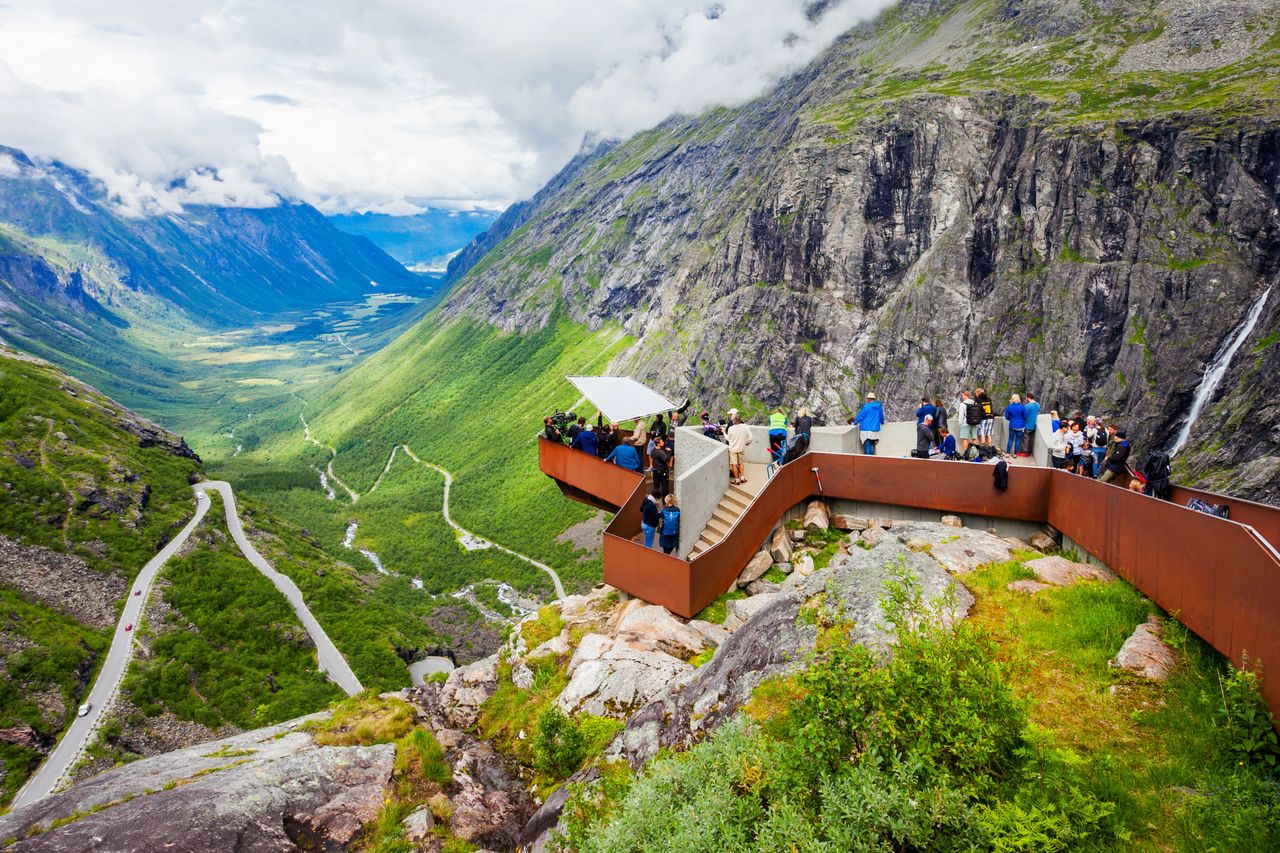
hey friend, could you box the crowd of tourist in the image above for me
[543,388,1151,552]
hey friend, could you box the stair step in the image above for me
[722,491,751,512]
[727,485,754,504]
[705,517,732,538]
[710,511,739,531]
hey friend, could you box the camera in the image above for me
[548,409,576,428]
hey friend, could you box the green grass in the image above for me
[693,588,748,625]
[123,491,343,729]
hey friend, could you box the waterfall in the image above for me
[1171,286,1273,456]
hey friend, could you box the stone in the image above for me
[528,628,573,660]
[0,724,45,752]
[803,500,830,533]
[1028,531,1057,551]
[736,551,775,588]
[831,514,868,531]
[556,647,694,718]
[614,604,706,658]
[608,592,817,769]
[792,553,815,578]
[1110,617,1177,680]
[867,518,893,529]
[688,619,732,648]
[724,594,782,632]
[941,515,963,528]
[1026,555,1116,587]
[790,529,806,543]
[567,633,614,677]
[745,579,780,596]
[0,716,394,851]
[1007,580,1052,595]
[859,526,886,548]
[403,806,436,842]
[888,521,1016,575]
[511,661,535,690]
[769,527,794,562]
[438,654,499,729]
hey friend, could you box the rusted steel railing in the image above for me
[541,437,1280,718]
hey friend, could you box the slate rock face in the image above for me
[0,716,393,852]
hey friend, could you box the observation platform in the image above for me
[539,426,1280,720]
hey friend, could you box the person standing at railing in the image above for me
[726,414,752,485]
[1100,429,1131,484]
[597,422,619,459]
[659,495,681,555]
[768,408,790,461]
[958,390,981,454]
[977,388,996,447]
[853,392,884,455]
[932,397,948,446]
[1004,395,1027,456]
[1066,420,1087,473]
[604,441,642,473]
[640,493,661,549]
[1050,421,1072,469]
[915,397,936,427]
[1022,393,1041,458]
[571,423,598,456]
[651,436,673,498]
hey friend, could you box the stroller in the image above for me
[766,433,810,479]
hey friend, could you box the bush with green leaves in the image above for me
[536,706,586,777]
[1212,660,1280,773]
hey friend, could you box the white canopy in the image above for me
[567,376,678,424]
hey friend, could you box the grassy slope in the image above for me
[0,349,201,803]
[122,490,343,731]
[216,313,633,598]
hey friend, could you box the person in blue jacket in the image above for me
[604,442,642,473]
[853,392,884,455]
[570,423,598,455]
[659,495,681,555]
[915,397,937,425]
[1021,393,1041,458]
[1003,394,1027,455]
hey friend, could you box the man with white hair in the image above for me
[914,414,935,458]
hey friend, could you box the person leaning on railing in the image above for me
[604,441,642,473]
[543,416,564,444]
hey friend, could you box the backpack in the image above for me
[1141,451,1172,500]
[993,459,1009,491]
[1187,498,1229,519]
[965,401,982,425]
[661,507,681,535]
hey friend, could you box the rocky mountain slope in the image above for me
[436,0,1280,500]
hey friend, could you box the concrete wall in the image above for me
[674,426,729,559]
[809,425,859,454]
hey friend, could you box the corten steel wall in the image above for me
[538,438,641,512]
[1169,485,1280,549]
[543,442,1280,720]
[1050,473,1280,717]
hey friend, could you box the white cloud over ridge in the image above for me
[0,1,892,215]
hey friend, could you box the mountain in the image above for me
[328,208,500,271]
[432,0,1280,501]
[0,145,432,409]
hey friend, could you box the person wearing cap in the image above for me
[570,422,598,455]
[726,414,752,485]
[1100,428,1131,484]
[853,392,884,455]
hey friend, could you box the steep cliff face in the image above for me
[443,0,1280,499]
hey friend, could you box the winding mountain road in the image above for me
[12,481,362,808]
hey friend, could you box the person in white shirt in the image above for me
[725,415,753,485]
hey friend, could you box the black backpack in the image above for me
[965,401,982,425]
[1142,452,1173,501]
[993,459,1009,491]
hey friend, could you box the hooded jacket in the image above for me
[853,400,885,432]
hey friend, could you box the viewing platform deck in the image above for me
[539,431,1280,720]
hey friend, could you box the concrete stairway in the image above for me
[689,482,754,557]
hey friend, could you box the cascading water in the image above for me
[1171,286,1273,456]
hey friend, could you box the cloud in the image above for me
[0,1,893,214]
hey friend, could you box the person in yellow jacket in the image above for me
[768,408,790,462]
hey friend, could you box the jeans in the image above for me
[1092,447,1106,477]
[863,439,877,455]
[1006,430,1023,455]
[641,523,656,549]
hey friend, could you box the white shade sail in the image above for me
[567,376,678,424]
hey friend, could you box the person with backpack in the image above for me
[1022,393,1041,458]
[976,388,995,447]
[768,408,790,460]
[659,495,681,555]
[1141,451,1173,500]
[1100,429,1131,484]
[1004,394,1027,456]
[853,392,884,455]
[651,436,673,498]
[640,493,662,549]
[959,390,981,454]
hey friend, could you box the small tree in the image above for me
[536,706,586,777]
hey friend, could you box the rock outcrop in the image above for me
[1110,616,1178,680]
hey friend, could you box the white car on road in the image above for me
[77,703,91,718]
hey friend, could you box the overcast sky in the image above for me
[0,1,891,216]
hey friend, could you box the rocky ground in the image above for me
[0,506,1175,851]
[0,535,127,630]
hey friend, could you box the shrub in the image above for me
[1173,769,1280,850]
[535,707,586,777]
[1213,661,1280,773]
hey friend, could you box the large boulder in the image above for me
[804,500,830,533]
[724,594,782,631]
[607,592,817,769]
[613,603,706,658]
[0,716,393,851]
[1110,617,1177,680]
[1026,555,1116,586]
[736,551,775,588]
[556,646,693,718]
[831,515,869,532]
[438,654,500,729]
[889,521,1016,575]
[769,527,794,562]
